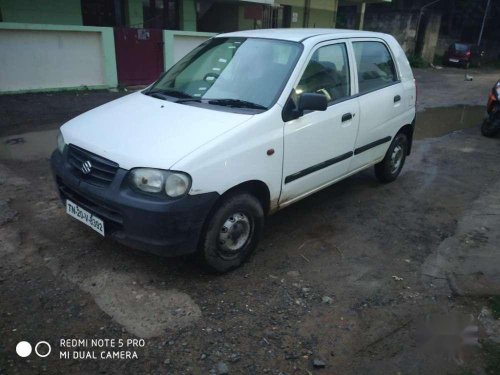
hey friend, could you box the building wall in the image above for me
[0,23,117,93]
[307,0,337,28]
[163,30,215,70]
[278,0,305,27]
[337,8,417,53]
[198,3,239,33]
[365,11,417,53]
[237,5,260,30]
[235,0,337,31]
[0,0,83,25]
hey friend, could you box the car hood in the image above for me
[61,92,253,170]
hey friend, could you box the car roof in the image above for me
[216,28,387,43]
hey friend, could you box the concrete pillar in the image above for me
[125,0,143,28]
[332,0,339,28]
[420,13,441,63]
[180,0,197,31]
[355,2,366,30]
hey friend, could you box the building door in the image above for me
[114,28,164,87]
[268,5,292,28]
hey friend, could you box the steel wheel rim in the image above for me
[390,144,404,174]
[218,212,252,257]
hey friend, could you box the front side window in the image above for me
[353,41,398,94]
[148,37,302,109]
[296,43,350,103]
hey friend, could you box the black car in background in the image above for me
[443,42,484,68]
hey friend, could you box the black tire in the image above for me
[374,133,408,183]
[197,193,264,273]
[481,118,500,137]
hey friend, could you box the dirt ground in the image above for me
[0,90,128,137]
[1,66,500,375]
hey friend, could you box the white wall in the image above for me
[173,35,212,65]
[163,31,216,70]
[0,29,106,91]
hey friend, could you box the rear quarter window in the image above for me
[352,41,398,94]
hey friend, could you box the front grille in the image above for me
[57,177,123,230]
[67,144,119,187]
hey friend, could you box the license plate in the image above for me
[449,58,459,63]
[66,200,105,236]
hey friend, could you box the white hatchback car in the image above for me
[52,29,416,272]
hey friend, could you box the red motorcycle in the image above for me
[481,80,500,137]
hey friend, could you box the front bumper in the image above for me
[50,149,219,256]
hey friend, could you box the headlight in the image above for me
[130,168,165,193]
[129,168,191,197]
[57,131,66,154]
[165,173,191,197]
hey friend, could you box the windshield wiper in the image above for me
[207,99,267,110]
[146,88,193,99]
[176,97,202,103]
[148,92,170,101]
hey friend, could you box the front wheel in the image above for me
[197,193,264,273]
[374,133,408,183]
[481,117,500,137]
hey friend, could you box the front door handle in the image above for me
[394,95,401,103]
[341,113,353,122]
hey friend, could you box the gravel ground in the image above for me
[414,66,499,111]
[1,67,500,374]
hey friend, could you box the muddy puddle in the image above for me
[415,105,484,140]
[0,129,58,161]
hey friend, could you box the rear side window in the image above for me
[352,41,398,94]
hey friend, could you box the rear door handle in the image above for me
[341,113,353,122]
[394,95,401,103]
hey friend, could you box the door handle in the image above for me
[394,95,401,103]
[341,113,353,122]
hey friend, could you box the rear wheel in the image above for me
[197,193,264,273]
[481,118,500,137]
[374,133,408,183]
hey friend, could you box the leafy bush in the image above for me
[489,296,500,319]
[408,55,429,68]
[433,54,444,66]
[483,341,500,375]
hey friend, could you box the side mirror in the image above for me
[298,93,328,113]
[282,92,328,122]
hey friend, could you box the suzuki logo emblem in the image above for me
[81,160,92,174]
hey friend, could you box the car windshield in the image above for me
[453,43,469,52]
[147,37,302,109]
